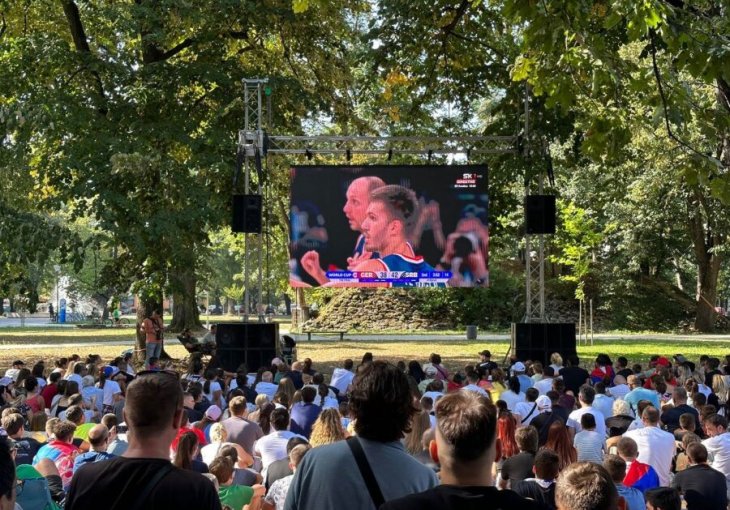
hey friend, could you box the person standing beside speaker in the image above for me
[142,310,164,370]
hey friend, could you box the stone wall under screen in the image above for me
[289,165,489,288]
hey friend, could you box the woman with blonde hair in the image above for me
[403,410,430,456]
[549,352,563,374]
[248,393,270,423]
[309,408,347,447]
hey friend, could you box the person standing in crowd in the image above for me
[381,391,542,510]
[671,442,728,510]
[623,406,675,486]
[604,455,645,510]
[141,310,164,369]
[65,371,221,509]
[284,361,438,509]
[559,356,590,395]
[554,462,622,510]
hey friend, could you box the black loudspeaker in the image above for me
[232,194,263,233]
[513,322,576,366]
[524,195,556,234]
[215,323,279,372]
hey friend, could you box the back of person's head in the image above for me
[515,425,538,453]
[686,442,708,464]
[434,392,496,465]
[54,420,77,443]
[218,444,238,464]
[300,386,316,404]
[271,408,290,431]
[507,376,521,394]
[125,372,183,434]
[546,390,560,404]
[544,366,555,378]
[101,413,118,429]
[603,454,627,483]
[229,396,247,416]
[289,443,312,469]
[1,413,23,437]
[286,436,309,454]
[344,359,354,370]
[349,360,417,442]
[617,436,638,459]
[210,422,227,443]
[594,382,606,395]
[579,385,595,405]
[641,406,660,424]
[645,488,681,510]
[555,462,618,510]
[173,431,198,470]
[681,432,701,450]
[568,355,580,367]
[66,405,84,424]
[525,387,539,402]
[636,400,652,419]
[673,386,687,402]
[209,456,234,485]
[88,424,109,449]
[534,449,560,480]
[612,399,631,417]
[679,413,696,431]
[580,413,596,430]
[466,371,479,384]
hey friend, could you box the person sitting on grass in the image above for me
[209,456,264,510]
[573,413,605,464]
[263,444,311,510]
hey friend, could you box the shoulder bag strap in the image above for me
[130,462,173,509]
[346,437,385,509]
[521,403,538,424]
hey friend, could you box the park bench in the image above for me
[302,330,348,341]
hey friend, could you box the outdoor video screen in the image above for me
[289,165,489,288]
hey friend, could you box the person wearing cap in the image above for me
[478,350,498,375]
[192,405,223,443]
[511,362,533,392]
[4,360,25,381]
[530,395,561,447]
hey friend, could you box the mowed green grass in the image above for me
[0,327,727,374]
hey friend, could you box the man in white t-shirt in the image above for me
[255,371,278,399]
[567,385,606,438]
[329,359,355,396]
[462,371,489,398]
[624,406,675,486]
[254,408,303,479]
[4,359,25,381]
[514,388,541,426]
[702,413,730,487]
[101,366,124,413]
[533,366,556,396]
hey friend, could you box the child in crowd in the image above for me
[573,413,605,464]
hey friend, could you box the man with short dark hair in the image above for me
[285,361,438,509]
[560,356,590,395]
[289,386,321,438]
[499,425,538,489]
[555,462,625,510]
[381,391,541,510]
[701,413,730,483]
[477,350,498,376]
[671,442,727,510]
[603,455,644,510]
[2,413,40,466]
[65,372,221,510]
[534,366,556,396]
[222,395,264,456]
[644,488,680,510]
[330,359,355,396]
[265,437,309,490]
[512,449,559,509]
[255,408,302,478]
[617,436,659,494]
[661,387,701,434]
[568,385,606,438]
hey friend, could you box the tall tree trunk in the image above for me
[169,266,201,332]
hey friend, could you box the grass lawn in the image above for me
[0,326,728,374]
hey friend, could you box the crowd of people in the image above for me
[1,346,730,510]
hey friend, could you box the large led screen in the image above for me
[289,165,488,288]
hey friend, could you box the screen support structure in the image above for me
[236,78,541,327]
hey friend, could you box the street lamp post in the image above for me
[53,265,61,323]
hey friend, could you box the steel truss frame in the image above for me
[237,78,546,325]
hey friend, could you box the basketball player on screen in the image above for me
[329,185,442,287]
[299,176,416,285]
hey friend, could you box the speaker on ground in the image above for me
[512,322,576,367]
[215,323,279,373]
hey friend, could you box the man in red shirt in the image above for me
[141,310,164,369]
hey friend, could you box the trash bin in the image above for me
[466,325,478,340]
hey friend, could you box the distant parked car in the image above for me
[207,305,223,315]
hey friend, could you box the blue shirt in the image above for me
[624,388,660,412]
[73,451,115,473]
[616,484,645,510]
[289,402,321,439]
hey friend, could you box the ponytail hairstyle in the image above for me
[173,431,198,470]
[98,369,107,390]
[318,383,329,407]
[203,369,216,395]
